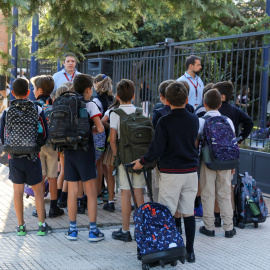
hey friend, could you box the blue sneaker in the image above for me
[194,204,203,217]
[89,228,104,242]
[65,230,78,241]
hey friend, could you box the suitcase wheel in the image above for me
[159,260,165,268]
[142,263,150,270]
[237,221,245,229]
[179,256,186,264]
[254,222,258,228]
[170,260,177,266]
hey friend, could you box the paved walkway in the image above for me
[0,162,270,270]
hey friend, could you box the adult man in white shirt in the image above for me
[177,55,204,109]
[52,53,81,90]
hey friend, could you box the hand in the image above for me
[92,126,98,134]
[132,159,143,170]
[231,169,235,175]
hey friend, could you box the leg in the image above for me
[13,183,25,226]
[32,182,46,223]
[121,189,132,231]
[152,166,160,202]
[133,188,144,207]
[84,179,98,222]
[48,177,57,200]
[216,170,233,232]
[107,165,115,202]
[199,162,216,231]
[67,181,79,221]
[96,158,103,196]
[57,154,65,189]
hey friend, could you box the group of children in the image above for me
[0,64,254,263]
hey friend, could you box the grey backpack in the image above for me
[4,99,41,158]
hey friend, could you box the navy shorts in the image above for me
[64,144,97,182]
[9,157,43,186]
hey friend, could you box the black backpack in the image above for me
[48,91,91,151]
[94,94,114,116]
[4,99,41,158]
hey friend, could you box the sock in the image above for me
[90,222,97,233]
[50,200,57,210]
[194,196,201,208]
[39,222,46,228]
[214,212,221,218]
[60,191,68,202]
[174,217,181,228]
[122,229,128,233]
[183,216,196,254]
[57,189,62,200]
[70,221,77,232]
[109,201,114,204]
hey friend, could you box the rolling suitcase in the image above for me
[124,164,186,270]
[234,171,268,229]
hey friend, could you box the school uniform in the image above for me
[64,102,101,182]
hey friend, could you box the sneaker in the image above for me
[49,206,64,218]
[103,202,115,212]
[89,228,105,242]
[65,230,78,241]
[102,193,109,202]
[112,228,132,242]
[16,225,26,236]
[57,199,67,208]
[32,209,46,218]
[37,223,52,236]
[97,196,103,205]
[194,204,203,217]
[77,200,85,214]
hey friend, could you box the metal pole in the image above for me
[57,59,62,71]
[10,7,18,101]
[260,0,270,128]
[29,14,39,100]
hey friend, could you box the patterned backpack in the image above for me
[200,115,239,170]
[4,99,41,157]
[239,173,268,221]
[133,202,185,257]
[93,131,106,161]
[35,99,52,126]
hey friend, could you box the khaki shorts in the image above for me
[116,164,145,190]
[40,145,58,178]
[159,172,198,215]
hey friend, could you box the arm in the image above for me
[110,128,117,156]
[238,109,254,141]
[0,111,6,145]
[151,110,161,129]
[92,116,104,133]
[101,115,110,130]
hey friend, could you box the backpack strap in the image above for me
[112,108,127,118]
[135,107,143,115]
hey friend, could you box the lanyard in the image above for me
[64,72,75,82]
[184,75,198,97]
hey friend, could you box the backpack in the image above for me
[236,172,268,224]
[93,131,106,161]
[200,115,239,170]
[24,178,49,198]
[4,99,41,157]
[113,108,156,172]
[48,91,91,151]
[94,94,114,116]
[35,99,52,127]
[134,202,185,257]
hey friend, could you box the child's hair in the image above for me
[61,81,74,91]
[239,85,249,96]
[50,89,57,99]
[55,85,69,98]
[73,74,93,95]
[185,55,201,70]
[213,81,234,101]
[108,96,120,109]
[30,75,54,95]
[203,83,214,97]
[116,79,135,102]
[165,82,188,106]
[12,78,29,96]
[179,80,190,94]
[158,80,175,97]
[204,89,221,109]
[94,74,113,96]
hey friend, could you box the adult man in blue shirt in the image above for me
[52,53,81,90]
[177,55,204,109]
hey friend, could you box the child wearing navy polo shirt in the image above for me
[64,74,105,242]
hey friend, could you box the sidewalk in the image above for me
[0,162,270,270]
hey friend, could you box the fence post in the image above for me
[163,38,175,81]
[10,7,18,101]
[29,14,39,101]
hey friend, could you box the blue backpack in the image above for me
[201,115,239,170]
[133,202,185,257]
